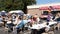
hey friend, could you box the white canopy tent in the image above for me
[9,10,24,13]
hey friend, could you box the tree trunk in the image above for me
[23,1,27,14]
[23,5,27,14]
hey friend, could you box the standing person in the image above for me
[52,14,56,20]
[15,15,29,34]
[36,17,40,23]
[33,14,37,21]
[33,14,39,24]
[6,16,15,32]
[2,16,8,27]
[27,14,32,19]
[14,16,22,34]
[56,13,60,21]
[54,13,60,30]
[0,16,4,27]
[47,13,51,22]
[28,16,35,26]
[54,14,59,21]
[46,13,52,25]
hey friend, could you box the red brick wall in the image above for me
[27,8,42,16]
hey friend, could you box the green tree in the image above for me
[13,0,36,14]
[0,0,5,11]
[0,0,36,13]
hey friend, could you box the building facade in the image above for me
[27,3,60,16]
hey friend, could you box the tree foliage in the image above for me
[0,0,36,13]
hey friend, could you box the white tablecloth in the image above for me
[29,24,50,29]
[29,21,57,29]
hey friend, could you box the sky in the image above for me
[36,0,60,5]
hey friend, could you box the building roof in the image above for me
[27,3,60,9]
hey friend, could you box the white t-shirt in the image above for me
[7,21,11,24]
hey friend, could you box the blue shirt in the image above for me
[16,20,28,29]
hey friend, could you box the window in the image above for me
[43,11,48,15]
[51,11,60,15]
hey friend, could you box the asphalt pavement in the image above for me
[0,27,60,34]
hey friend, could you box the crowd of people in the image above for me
[0,11,60,34]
